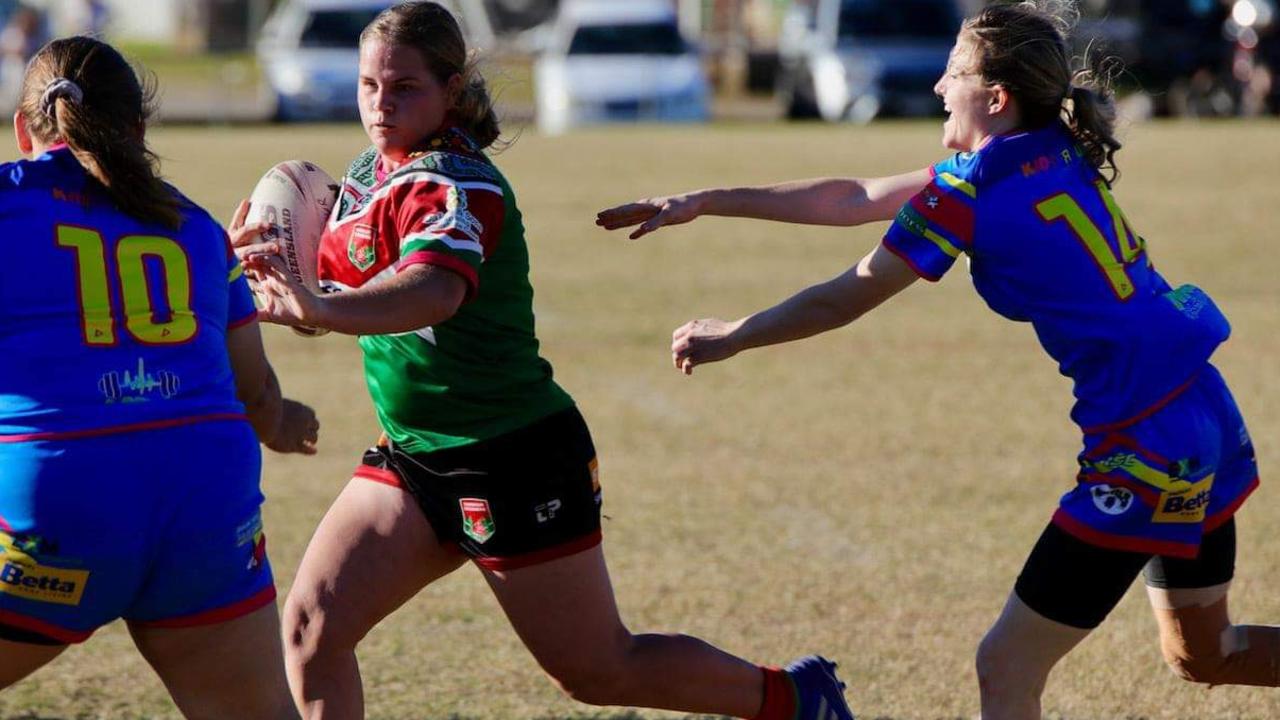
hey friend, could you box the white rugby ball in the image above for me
[246,160,339,338]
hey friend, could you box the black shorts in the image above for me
[1014,518,1236,630]
[355,407,602,571]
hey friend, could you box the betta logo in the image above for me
[1154,475,1215,524]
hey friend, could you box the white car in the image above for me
[258,0,494,121]
[534,0,710,134]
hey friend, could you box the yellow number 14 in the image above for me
[56,225,197,346]
[1036,180,1145,300]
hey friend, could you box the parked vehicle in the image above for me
[534,0,710,134]
[259,0,494,121]
[777,0,961,122]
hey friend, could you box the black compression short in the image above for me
[1014,518,1236,629]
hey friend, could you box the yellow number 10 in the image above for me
[1036,180,1145,300]
[56,225,198,346]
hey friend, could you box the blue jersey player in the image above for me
[0,37,315,719]
[599,1,1278,716]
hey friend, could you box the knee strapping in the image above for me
[1161,601,1280,687]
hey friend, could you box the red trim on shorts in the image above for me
[1205,475,1260,532]
[130,585,277,630]
[1051,509,1198,559]
[472,530,603,571]
[1080,374,1200,435]
[353,464,404,489]
[0,413,249,443]
[0,608,92,644]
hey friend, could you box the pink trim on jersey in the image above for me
[399,250,479,298]
[880,237,943,282]
[1051,509,1198,559]
[0,608,93,644]
[0,413,249,443]
[472,530,603,571]
[129,585,277,629]
[227,312,258,330]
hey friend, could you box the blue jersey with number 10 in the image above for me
[0,148,258,440]
[882,122,1230,431]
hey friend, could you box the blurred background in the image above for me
[0,0,1275,129]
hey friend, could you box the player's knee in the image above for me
[282,591,350,662]
[975,632,1035,700]
[975,634,1007,694]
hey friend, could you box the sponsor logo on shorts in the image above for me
[235,513,268,571]
[0,533,88,606]
[1086,452,1137,474]
[1090,484,1134,515]
[534,499,562,524]
[460,498,495,544]
[1154,475,1214,524]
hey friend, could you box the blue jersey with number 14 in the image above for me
[882,122,1230,431]
[0,147,258,439]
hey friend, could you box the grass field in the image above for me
[1,119,1279,719]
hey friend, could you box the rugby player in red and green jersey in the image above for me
[234,3,854,719]
[600,1,1279,717]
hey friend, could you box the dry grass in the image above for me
[1,119,1278,719]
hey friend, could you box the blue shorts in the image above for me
[0,420,275,644]
[1054,365,1259,559]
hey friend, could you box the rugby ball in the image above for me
[245,160,339,337]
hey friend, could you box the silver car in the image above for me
[258,0,494,122]
[534,0,710,135]
[778,0,961,122]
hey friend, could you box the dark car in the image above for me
[777,0,962,121]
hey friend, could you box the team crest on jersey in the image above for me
[460,498,495,544]
[349,224,378,271]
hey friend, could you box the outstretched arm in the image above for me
[597,168,932,239]
[670,243,920,374]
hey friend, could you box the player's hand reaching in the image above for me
[671,318,744,375]
[596,193,703,240]
[265,398,320,455]
[227,199,277,261]
[243,253,325,329]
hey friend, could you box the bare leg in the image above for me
[282,479,467,719]
[482,544,764,717]
[1149,583,1280,687]
[976,592,1090,720]
[0,637,65,689]
[129,603,297,720]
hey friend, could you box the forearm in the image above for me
[243,365,284,445]
[314,266,464,335]
[730,246,919,353]
[695,170,930,227]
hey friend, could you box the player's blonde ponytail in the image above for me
[963,0,1123,184]
[19,37,183,229]
[362,2,501,149]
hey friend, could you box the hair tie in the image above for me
[41,78,84,118]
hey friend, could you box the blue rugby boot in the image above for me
[785,655,856,720]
